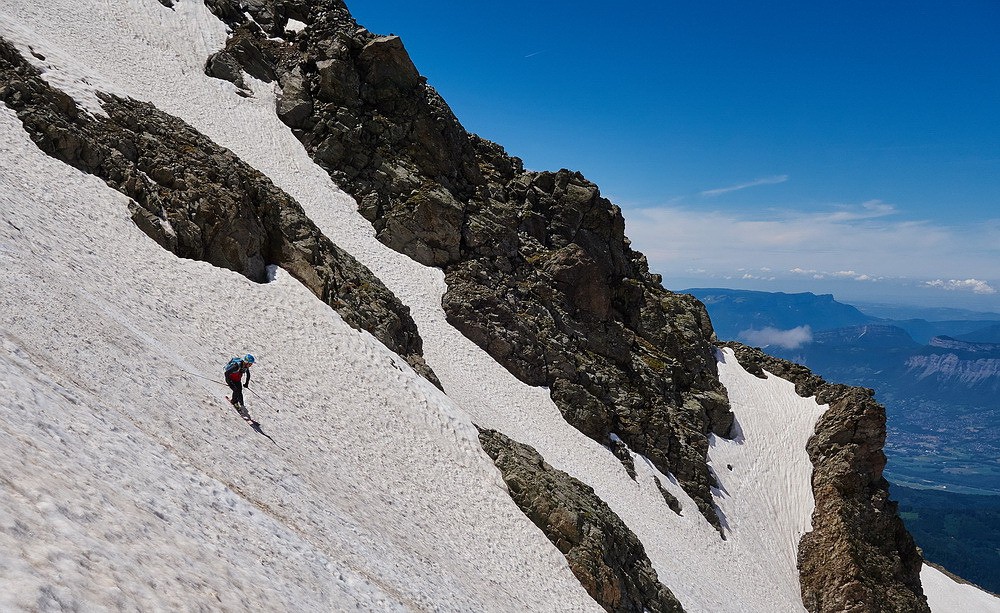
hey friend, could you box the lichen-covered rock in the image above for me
[0,37,438,387]
[479,428,685,613]
[722,343,929,613]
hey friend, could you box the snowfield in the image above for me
[1,0,997,611]
[0,104,594,611]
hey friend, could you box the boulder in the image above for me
[276,70,313,127]
[358,36,421,101]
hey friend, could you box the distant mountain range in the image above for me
[685,287,1000,594]
[685,287,1000,496]
[957,323,1000,343]
[685,288,874,341]
[687,288,1000,345]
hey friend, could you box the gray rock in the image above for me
[205,49,248,90]
[222,30,279,83]
[202,0,246,29]
[276,69,313,127]
[609,437,638,481]
[479,428,685,613]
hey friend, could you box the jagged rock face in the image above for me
[440,172,731,526]
[202,0,733,532]
[0,37,438,386]
[906,353,1000,388]
[723,343,929,613]
[478,428,685,613]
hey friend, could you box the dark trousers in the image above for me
[227,378,244,407]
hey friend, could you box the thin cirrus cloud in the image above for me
[816,199,895,222]
[700,175,789,197]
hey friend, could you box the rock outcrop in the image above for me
[201,0,733,534]
[0,36,438,386]
[723,343,929,613]
[479,428,685,613]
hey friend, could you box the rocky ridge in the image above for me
[200,0,733,535]
[927,336,1000,353]
[0,36,437,386]
[722,342,929,613]
[905,353,1000,387]
[479,428,685,613]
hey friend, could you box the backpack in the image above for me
[224,356,243,375]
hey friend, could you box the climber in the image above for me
[224,353,255,410]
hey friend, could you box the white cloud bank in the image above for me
[790,268,879,282]
[623,202,999,300]
[924,279,997,295]
[739,326,813,349]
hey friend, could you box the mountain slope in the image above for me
[0,103,594,610]
[1,0,998,611]
[224,0,734,533]
[957,323,1000,343]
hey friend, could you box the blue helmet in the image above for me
[244,354,255,364]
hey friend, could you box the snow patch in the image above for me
[286,18,308,33]
[922,565,1000,612]
[0,16,120,117]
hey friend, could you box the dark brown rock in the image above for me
[357,36,422,100]
[652,476,683,516]
[479,428,685,613]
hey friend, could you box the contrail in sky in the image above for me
[700,175,788,197]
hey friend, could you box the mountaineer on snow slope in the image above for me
[225,353,254,411]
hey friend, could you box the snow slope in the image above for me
[0,104,594,610]
[1,0,998,610]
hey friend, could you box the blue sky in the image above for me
[349,1,1000,311]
